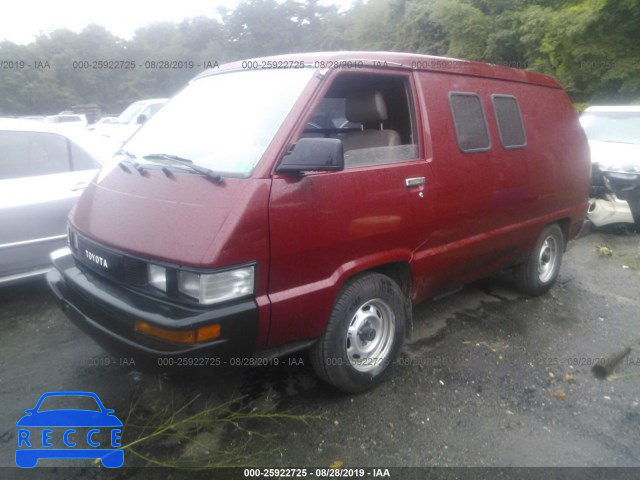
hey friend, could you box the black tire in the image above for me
[310,273,407,393]
[514,223,565,296]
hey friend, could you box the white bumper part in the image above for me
[587,196,634,227]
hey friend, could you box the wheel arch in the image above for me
[369,261,412,299]
[346,261,414,338]
[554,217,571,250]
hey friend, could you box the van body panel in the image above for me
[266,67,429,345]
[407,71,589,301]
[72,169,270,268]
[268,161,430,344]
[71,170,273,347]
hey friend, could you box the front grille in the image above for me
[71,231,147,286]
[123,256,148,285]
[67,228,253,311]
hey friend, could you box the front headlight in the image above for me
[148,264,167,292]
[178,266,255,305]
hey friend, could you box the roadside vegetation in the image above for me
[117,388,320,469]
[1,0,638,115]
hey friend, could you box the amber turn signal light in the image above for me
[134,321,220,344]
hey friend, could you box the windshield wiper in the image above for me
[115,149,147,175]
[142,153,223,184]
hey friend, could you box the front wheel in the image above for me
[310,273,407,393]
[514,223,564,296]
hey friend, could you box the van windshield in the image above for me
[125,68,316,176]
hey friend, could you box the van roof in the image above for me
[198,51,561,89]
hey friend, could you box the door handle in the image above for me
[405,177,425,188]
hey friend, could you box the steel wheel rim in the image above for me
[346,298,395,372]
[538,235,558,283]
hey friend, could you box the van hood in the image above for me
[70,163,270,267]
[588,140,640,171]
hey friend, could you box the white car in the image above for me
[580,106,640,227]
[91,98,167,144]
[44,114,88,128]
[0,119,117,284]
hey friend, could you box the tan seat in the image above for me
[342,91,401,152]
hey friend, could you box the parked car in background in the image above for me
[19,116,46,122]
[92,116,117,127]
[580,106,640,227]
[91,98,167,144]
[44,114,88,128]
[0,119,116,285]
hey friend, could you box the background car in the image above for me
[0,119,116,285]
[91,98,167,144]
[43,114,88,128]
[580,106,640,227]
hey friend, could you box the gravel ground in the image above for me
[1,228,639,480]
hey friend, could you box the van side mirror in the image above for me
[136,114,148,125]
[277,138,344,174]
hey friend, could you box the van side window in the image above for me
[491,94,527,149]
[448,93,491,153]
[303,73,418,168]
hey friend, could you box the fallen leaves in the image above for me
[552,390,567,400]
[595,244,613,257]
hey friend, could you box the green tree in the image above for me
[519,0,640,102]
[1,0,639,115]
[396,0,490,60]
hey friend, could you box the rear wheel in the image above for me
[310,273,407,393]
[514,223,564,296]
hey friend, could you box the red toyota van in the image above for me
[48,52,590,393]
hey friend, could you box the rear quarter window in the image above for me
[449,92,491,153]
[491,94,526,149]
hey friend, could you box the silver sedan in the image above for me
[0,119,117,285]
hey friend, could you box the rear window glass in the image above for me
[492,95,526,148]
[449,93,491,153]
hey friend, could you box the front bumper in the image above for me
[587,195,635,227]
[47,249,259,359]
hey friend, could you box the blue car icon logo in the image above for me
[16,391,123,468]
